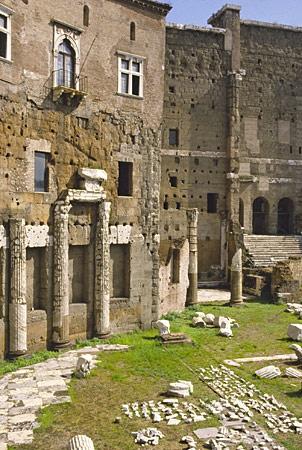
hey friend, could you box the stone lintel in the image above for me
[66,189,106,203]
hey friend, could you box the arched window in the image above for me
[130,22,136,41]
[83,5,90,27]
[56,39,75,88]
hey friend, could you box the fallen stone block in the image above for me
[213,316,229,328]
[285,367,302,378]
[132,427,164,445]
[192,316,206,327]
[193,427,218,440]
[287,324,302,341]
[219,320,233,338]
[167,380,193,397]
[74,355,93,379]
[68,435,95,450]
[255,366,281,379]
[290,343,302,363]
[155,320,170,336]
[204,313,215,325]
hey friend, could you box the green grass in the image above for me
[0,350,58,377]
[7,299,302,450]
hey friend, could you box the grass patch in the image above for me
[0,350,58,377]
[7,300,302,450]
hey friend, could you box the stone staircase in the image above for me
[243,235,302,268]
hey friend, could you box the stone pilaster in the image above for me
[52,200,71,349]
[94,201,111,338]
[9,218,27,357]
[230,248,243,305]
[186,208,199,306]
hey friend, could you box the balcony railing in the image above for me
[44,69,88,102]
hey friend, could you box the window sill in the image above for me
[116,92,143,101]
[0,56,12,65]
[118,195,133,198]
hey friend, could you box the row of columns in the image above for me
[8,199,111,357]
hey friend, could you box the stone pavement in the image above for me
[0,344,129,448]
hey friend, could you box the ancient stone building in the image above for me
[0,0,171,358]
[2,1,302,358]
[161,4,302,302]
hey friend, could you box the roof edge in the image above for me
[115,0,172,16]
[208,3,241,25]
[241,19,302,33]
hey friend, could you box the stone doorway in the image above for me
[252,197,269,235]
[277,198,294,235]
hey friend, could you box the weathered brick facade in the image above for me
[0,0,171,357]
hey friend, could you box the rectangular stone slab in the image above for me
[194,427,218,440]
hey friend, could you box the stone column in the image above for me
[52,200,71,349]
[94,201,111,338]
[9,218,27,357]
[230,248,243,305]
[186,208,199,306]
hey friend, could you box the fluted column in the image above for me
[9,218,27,357]
[230,248,243,305]
[186,208,199,306]
[94,201,111,338]
[52,200,71,348]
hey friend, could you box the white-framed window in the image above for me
[0,6,12,61]
[118,53,144,98]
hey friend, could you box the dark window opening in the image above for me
[169,128,179,146]
[35,152,49,192]
[171,248,180,283]
[83,5,90,27]
[0,31,7,58]
[169,176,178,187]
[207,193,218,213]
[130,22,136,41]
[176,201,181,210]
[118,161,133,196]
[132,75,140,96]
[169,86,175,93]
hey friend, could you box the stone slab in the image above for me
[194,427,218,440]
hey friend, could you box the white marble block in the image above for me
[287,324,302,341]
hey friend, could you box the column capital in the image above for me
[186,208,199,225]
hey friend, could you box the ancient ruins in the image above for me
[1,0,302,359]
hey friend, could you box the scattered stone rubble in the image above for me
[121,398,208,425]
[199,365,302,439]
[255,366,281,379]
[132,428,164,446]
[285,302,302,318]
[68,435,95,450]
[287,323,302,341]
[167,380,193,398]
[180,434,198,450]
[0,344,129,447]
[74,355,93,379]
[192,312,239,338]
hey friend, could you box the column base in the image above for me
[8,350,27,360]
[229,301,245,307]
[96,331,111,340]
[52,340,71,351]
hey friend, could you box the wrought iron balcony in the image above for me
[45,69,88,102]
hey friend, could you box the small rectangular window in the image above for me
[207,193,219,213]
[171,248,180,283]
[118,161,133,197]
[110,244,130,298]
[169,128,179,146]
[0,11,11,60]
[118,54,143,97]
[35,152,49,192]
[169,176,178,187]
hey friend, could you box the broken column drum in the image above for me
[53,200,72,349]
[186,208,199,306]
[9,218,27,357]
[94,201,111,338]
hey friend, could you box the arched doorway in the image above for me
[239,198,244,228]
[252,197,269,234]
[56,39,75,88]
[277,198,294,235]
